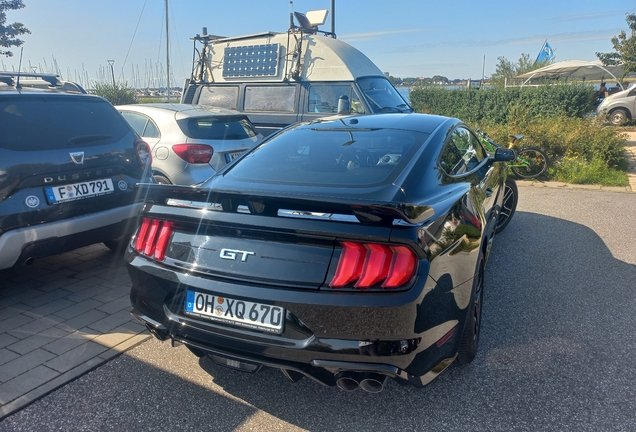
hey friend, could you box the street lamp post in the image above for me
[107,60,115,86]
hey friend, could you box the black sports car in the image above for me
[127,113,517,392]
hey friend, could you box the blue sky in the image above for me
[1,0,634,86]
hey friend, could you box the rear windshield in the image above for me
[225,127,429,186]
[0,95,130,151]
[178,116,258,140]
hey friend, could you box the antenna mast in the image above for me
[165,0,170,102]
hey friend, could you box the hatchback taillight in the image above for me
[329,242,417,289]
[172,144,214,164]
[134,218,174,261]
[134,139,152,170]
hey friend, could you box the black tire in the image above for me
[153,174,172,184]
[457,256,484,365]
[495,179,518,234]
[609,108,629,126]
[510,147,548,179]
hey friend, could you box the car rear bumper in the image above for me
[127,255,473,388]
[133,310,457,388]
[0,203,143,270]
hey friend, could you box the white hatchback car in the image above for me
[116,104,263,185]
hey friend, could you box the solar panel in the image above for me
[223,44,280,77]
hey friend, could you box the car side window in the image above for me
[198,86,239,110]
[244,86,296,112]
[307,85,365,114]
[143,118,160,138]
[120,112,160,139]
[440,127,486,176]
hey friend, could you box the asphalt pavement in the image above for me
[1,184,635,432]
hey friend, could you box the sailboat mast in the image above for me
[165,0,170,102]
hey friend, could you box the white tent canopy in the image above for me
[515,60,625,87]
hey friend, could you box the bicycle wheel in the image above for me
[510,147,548,179]
[495,179,517,234]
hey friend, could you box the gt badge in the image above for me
[220,248,255,262]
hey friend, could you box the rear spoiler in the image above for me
[135,183,434,226]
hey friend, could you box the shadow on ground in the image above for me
[2,211,636,431]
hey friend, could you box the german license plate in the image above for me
[45,179,114,204]
[226,151,245,162]
[184,290,284,334]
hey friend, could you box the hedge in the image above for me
[409,84,597,124]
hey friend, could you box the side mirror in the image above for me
[494,147,516,162]
[337,95,350,115]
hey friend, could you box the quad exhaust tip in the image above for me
[335,372,388,393]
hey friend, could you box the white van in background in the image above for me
[180,11,411,136]
[597,84,636,125]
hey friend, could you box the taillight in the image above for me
[134,218,174,261]
[172,144,214,164]
[329,242,417,289]
[134,139,152,170]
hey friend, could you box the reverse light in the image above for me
[172,144,214,164]
[330,242,418,289]
[134,218,174,261]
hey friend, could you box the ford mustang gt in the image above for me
[126,113,517,392]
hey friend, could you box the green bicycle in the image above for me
[478,130,548,179]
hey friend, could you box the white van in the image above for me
[596,84,636,125]
[181,16,411,135]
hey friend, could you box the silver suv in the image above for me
[596,85,636,125]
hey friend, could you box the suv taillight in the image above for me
[329,242,417,289]
[172,144,214,164]
[135,139,152,170]
[134,218,174,261]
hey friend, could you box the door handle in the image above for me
[485,188,493,197]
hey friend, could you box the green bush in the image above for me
[91,82,138,105]
[409,85,629,185]
[410,84,596,123]
[549,156,629,186]
[475,113,628,169]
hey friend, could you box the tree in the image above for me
[489,53,551,87]
[0,0,30,57]
[596,13,636,78]
[92,82,138,105]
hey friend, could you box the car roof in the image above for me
[115,103,241,118]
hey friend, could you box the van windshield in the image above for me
[357,77,412,114]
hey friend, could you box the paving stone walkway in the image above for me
[624,131,636,191]
[0,244,150,419]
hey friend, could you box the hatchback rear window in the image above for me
[0,95,130,151]
[226,127,428,186]
[180,116,258,140]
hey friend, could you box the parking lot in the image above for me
[1,184,635,431]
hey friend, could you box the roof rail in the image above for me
[0,71,63,88]
[0,72,86,93]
